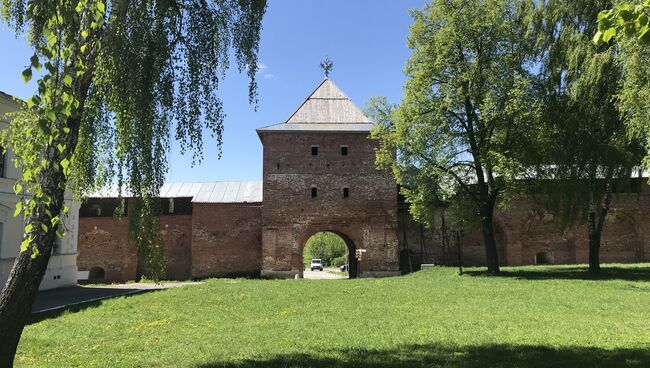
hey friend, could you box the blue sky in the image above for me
[0,0,426,182]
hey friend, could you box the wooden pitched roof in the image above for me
[257,79,373,133]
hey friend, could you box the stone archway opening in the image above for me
[89,267,106,281]
[535,251,554,265]
[302,231,358,279]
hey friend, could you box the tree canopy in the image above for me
[604,2,650,175]
[2,0,265,275]
[595,1,650,45]
[533,0,645,273]
[370,0,539,273]
[0,0,266,364]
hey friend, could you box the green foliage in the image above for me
[0,0,267,278]
[330,255,347,268]
[595,1,650,45]
[533,0,645,227]
[16,264,650,367]
[614,11,650,173]
[369,0,539,230]
[1,0,106,258]
[303,232,348,268]
[594,1,650,167]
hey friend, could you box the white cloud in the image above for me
[264,73,274,79]
[257,63,268,74]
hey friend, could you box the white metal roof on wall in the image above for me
[159,182,203,198]
[166,181,262,203]
[89,181,263,203]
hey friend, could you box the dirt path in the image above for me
[303,268,346,280]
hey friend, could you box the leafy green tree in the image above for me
[0,0,266,364]
[534,0,645,273]
[595,1,650,45]
[370,0,539,273]
[617,37,650,170]
[303,232,348,268]
[604,2,650,174]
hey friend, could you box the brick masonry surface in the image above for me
[398,184,650,270]
[75,78,650,282]
[78,186,650,282]
[191,203,262,278]
[78,216,137,283]
[77,175,650,282]
[258,131,400,278]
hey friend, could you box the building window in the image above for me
[311,186,318,198]
[52,237,61,255]
[0,146,6,178]
[341,146,348,156]
[92,204,102,216]
[342,187,349,198]
[52,224,63,255]
[311,146,318,156]
[169,198,175,214]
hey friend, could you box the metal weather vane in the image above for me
[320,57,333,78]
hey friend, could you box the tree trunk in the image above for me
[0,112,81,365]
[587,180,613,274]
[0,62,91,363]
[0,245,53,367]
[586,200,603,274]
[479,202,500,274]
[587,221,601,274]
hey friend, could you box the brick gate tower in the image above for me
[257,78,400,278]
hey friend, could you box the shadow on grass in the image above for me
[29,287,158,325]
[196,343,650,368]
[464,264,650,282]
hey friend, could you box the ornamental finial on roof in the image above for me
[319,57,333,78]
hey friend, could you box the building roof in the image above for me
[257,78,373,134]
[190,181,262,203]
[256,122,374,133]
[89,181,263,203]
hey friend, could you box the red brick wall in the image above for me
[191,203,262,278]
[399,190,650,268]
[79,214,193,282]
[159,215,192,280]
[78,217,137,283]
[259,131,399,277]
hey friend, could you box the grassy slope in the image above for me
[16,264,650,368]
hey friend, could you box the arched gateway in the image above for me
[301,230,358,278]
[257,78,401,278]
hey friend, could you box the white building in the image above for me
[0,91,79,290]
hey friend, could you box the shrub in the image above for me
[330,255,347,267]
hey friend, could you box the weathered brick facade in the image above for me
[398,183,650,271]
[78,198,263,283]
[78,216,137,283]
[191,203,262,278]
[160,214,192,280]
[256,79,400,278]
[77,201,195,282]
[258,131,399,278]
[77,78,650,283]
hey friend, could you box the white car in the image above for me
[310,259,323,271]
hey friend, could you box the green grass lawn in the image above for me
[17,264,650,368]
